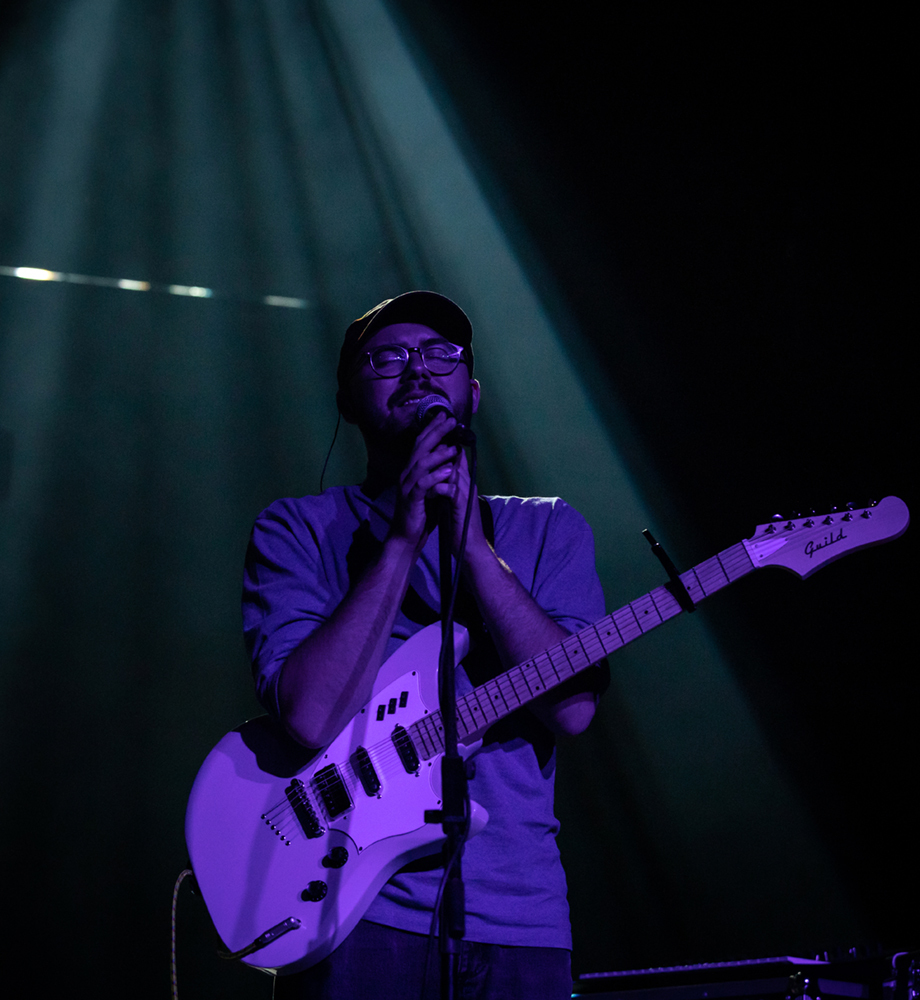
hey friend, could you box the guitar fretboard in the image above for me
[408,541,755,759]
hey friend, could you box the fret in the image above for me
[492,673,515,710]
[578,624,608,663]
[612,604,645,645]
[413,713,443,759]
[505,667,531,706]
[539,647,566,683]
[461,686,497,734]
[470,685,497,724]
[680,568,706,603]
[519,661,545,698]
[693,553,732,595]
[560,635,590,673]
[720,542,755,581]
[424,713,442,746]
[596,615,625,657]
[455,697,477,735]
[649,584,682,621]
[484,676,511,715]
[409,718,428,757]
[631,592,664,633]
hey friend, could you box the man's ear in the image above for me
[470,379,481,416]
[336,388,357,424]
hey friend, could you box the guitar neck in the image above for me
[409,540,754,757]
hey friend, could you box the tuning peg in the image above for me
[769,513,784,521]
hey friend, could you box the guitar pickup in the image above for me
[313,764,353,819]
[351,745,381,796]
[392,725,420,773]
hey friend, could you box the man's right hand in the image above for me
[391,411,461,551]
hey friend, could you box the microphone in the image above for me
[415,394,475,444]
[415,394,452,426]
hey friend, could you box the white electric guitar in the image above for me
[185,497,909,975]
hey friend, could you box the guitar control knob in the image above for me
[301,880,328,902]
[323,846,349,869]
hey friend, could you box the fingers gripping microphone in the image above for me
[415,395,476,444]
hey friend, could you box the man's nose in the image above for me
[402,347,427,377]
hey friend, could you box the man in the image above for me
[243,291,607,998]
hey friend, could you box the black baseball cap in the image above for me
[338,291,473,389]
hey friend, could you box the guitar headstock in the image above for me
[743,496,909,578]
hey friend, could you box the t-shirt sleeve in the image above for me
[492,496,609,691]
[242,499,340,718]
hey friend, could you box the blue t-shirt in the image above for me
[242,486,606,948]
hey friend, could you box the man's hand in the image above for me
[390,412,478,552]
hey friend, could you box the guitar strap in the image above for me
[478,495,496,548]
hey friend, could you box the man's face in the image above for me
[341,322,479,450]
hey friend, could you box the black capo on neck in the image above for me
[642,528,696,613]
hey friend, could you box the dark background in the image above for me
[393,0,916,968]
[0,2,914,996]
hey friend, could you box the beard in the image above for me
[358,391,474,486]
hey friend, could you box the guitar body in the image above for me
[185,623,488,975]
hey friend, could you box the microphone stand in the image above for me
[434,424,476,1000]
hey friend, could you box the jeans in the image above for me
[272,919,573,1000]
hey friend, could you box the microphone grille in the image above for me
[415,394,452,426]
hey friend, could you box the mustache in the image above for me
[389,383,436,408]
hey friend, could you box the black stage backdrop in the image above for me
[0,3,913,997]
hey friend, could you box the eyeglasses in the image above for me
[361,343,466,378]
